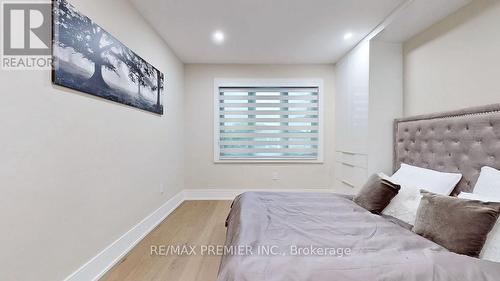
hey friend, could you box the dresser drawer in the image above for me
[335,179,358,194]
[335,161,368,189]
[335,151,368,168]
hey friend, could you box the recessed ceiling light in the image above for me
[212,31,225,44]
[344,33,353,40]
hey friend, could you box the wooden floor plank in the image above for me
[100,200,231,281]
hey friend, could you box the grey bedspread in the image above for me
[217,192,500,281]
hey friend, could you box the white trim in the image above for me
[183,188,334,200]
[213,78,325,164]
[184,189,244,200]
[63,187,334,281]
[63,191,184,281]
[210,158,323,164]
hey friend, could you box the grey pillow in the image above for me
[413,190,500,257]
[353,174,400,214]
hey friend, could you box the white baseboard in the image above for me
[183,188,333,200]
[63,187,332,281]
[63,191,184,281]
[183,189,244,200]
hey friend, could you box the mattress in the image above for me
[217,192,500,281]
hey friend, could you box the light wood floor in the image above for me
[101,200,232,281]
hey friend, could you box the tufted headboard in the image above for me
[394,104,500,195]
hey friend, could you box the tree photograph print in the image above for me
[52,0,164,114]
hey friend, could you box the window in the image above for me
[214,79,323,162]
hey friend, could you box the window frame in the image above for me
[213,78,324,163]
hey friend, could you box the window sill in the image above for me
[214,159,324,164]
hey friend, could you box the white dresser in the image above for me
[334,38,403,192]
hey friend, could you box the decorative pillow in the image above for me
[353,174,400,214]
[413,190,500,257]
[458,192,500,204]
[473,166,500,198]
[458,192,500,262]
[391,163,462,195]
[382,164,463,225]
[382,164,462,225]
[381,182,421,225]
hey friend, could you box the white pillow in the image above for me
[381,182,421,225]
[473,166,500,197]
[458,192,500,202]
[458,192,500,262]
[381,164,462,225]
[391,164,462,195]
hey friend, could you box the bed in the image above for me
[217,104,500,281]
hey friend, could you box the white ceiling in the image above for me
[377,0,472,42]
[129,0,473,64]
[130,0,406,64]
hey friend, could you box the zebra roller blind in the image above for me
[216,86,321,160]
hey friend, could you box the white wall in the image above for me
[184,64,336,190]
[0,0,184,280]
[368,40,403,175]
[334,41,370,155]
[404,0,500,116]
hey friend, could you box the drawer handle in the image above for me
[341,180,355,187]
[341,162,355,167]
